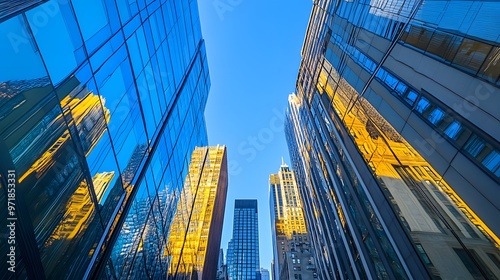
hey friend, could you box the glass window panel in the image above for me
[464,134,485,157]
[427,107,445,125]
[127,33,144,76]
[384,72,399,89]
[116,0,138,24]
[487,253,500,270]
[404,90,418,105]
[0,15,48,82]
[443,120,463,140]
[426,31,461,62]
[405,25,433,50]
[71,0,108,40]
[478,47,500,83]
[136,26,151,68]
[453,38,492,73]
[26,0,84,85]
[482,150,500,174]
[415,96,430,113]
[395,82,408,96]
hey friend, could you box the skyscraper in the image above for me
[269,160,315,280]
[0,0,210,279]
[286,0,500,279]
[166,146,228,279]
[227,199,261,280]
[260,268,270,280]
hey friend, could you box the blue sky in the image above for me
[198,0,312,271]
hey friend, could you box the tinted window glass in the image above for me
[464,134,485,157]
[453,39,492,73]
[478,47,500,83]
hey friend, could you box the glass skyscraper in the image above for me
[227,199,261,280]
[167,145,228,279]
[0,0,210,279]
[286,0,500,279]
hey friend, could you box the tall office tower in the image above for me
[227,199,261,280]
[216,249,229,280]
[260,268,270,280]
[0,0,210,279]
[166,146,228,279]
[269,160,316,280]
[286,0,500,279]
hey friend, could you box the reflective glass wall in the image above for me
[0,0,210,279]
[287,0,500,279]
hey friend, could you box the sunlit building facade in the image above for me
[269,160,316,280]
[286,0,500,279]
[0,0,210,279]
[227,199,261,280]
[166,146,228,279]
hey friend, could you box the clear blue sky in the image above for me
[198,0,312,272]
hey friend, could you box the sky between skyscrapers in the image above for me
[198,1,312,272]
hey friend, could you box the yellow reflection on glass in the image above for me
[320,58,500,278]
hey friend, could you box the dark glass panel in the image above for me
[426,31,462,62]
[453,39,492,73]
[404,25,433,50]
[478,47,500,83]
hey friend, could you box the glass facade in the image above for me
[227,199,261,280]
[286,0,500,279]
[0,0,210,279]
[166,146,228,280]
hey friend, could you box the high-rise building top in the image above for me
[260,268,270,280]
[269,161,316,280]
[286,0,500,279]
[227,199,261,280]
[166,146,228,279]
[0,0,211,278]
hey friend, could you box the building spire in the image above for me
[281,157,285,166]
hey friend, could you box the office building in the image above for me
[227,199,261,280]
[260,268,270,280]
[216,249,229,280]
[269,160,316,280]
[166,146,228,279]
[0,0,210,279]
[286,0,500,279]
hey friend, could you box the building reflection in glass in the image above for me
[166,146,228,280]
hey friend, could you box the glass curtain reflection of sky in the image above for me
[198,1,311,272]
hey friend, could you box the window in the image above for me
[464,135,485,157]
[425,31,462,62]
[415,97,430,113]
[487,253,500,270]
[482,150,500,176]
[427,107,445,125]
[404,25,433,50]
[404,90,418,105]
[478,47,500,83]
[415,244,431,265]
[453,39,492,73]
[395,82,408,96]
[443,121,463,140]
